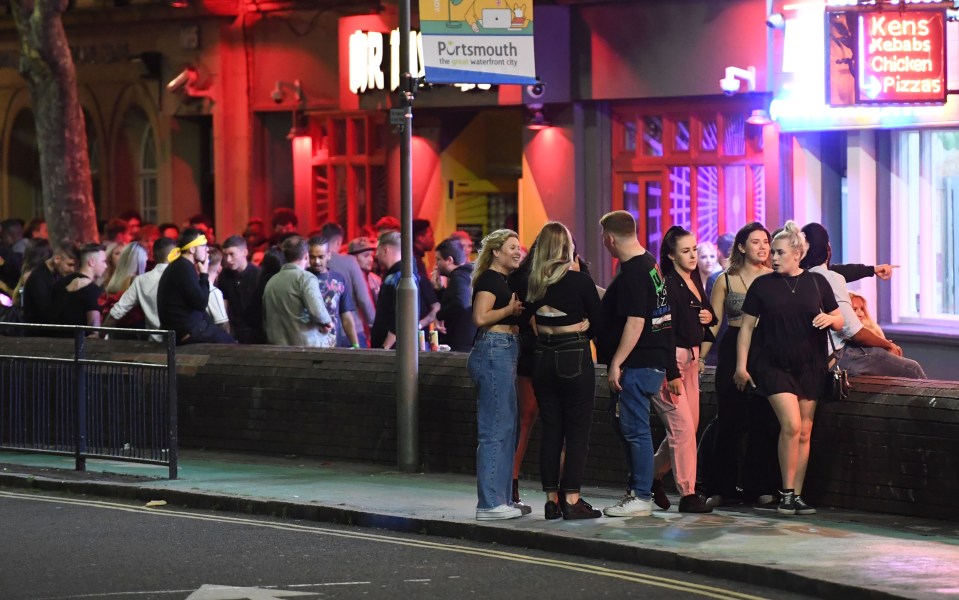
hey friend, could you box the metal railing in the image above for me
[0,323,177,479]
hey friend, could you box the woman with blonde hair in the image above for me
[99,241,126,288]
[848,291,886,340]
[525,222,603,520]
[469,228,527,521]
[101,242,148,327]
[734,221,843,516]
[696,241,722,296]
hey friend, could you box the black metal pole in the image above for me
[73,329,86,472]
[166,330,178,479]
[396,0,420,472]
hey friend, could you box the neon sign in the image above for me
[856,10,946,104]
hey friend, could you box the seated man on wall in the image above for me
[801,223,926,379]
[157,227,235,345]
[263,236,334,347]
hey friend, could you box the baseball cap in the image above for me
[348,237,377,254]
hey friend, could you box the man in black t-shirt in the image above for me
[54,243,107,329]
[220,235,261,343]
[597,210,680,518]
[23,244,77,324]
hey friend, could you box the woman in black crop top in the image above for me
[652,226,716,513]
[525,222,603,520]
[468,229,528,522]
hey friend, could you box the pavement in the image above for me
[1,449,957,600]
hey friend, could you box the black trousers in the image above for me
[710,326,778,498]
[532,333,595,493]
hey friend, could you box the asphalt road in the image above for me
[0,490,813,600]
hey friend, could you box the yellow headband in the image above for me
[167,234,208,263]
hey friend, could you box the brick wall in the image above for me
[2,337,957,520]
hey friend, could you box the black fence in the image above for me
[0,323,177,479]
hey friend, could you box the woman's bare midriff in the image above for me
[483,324,519,334]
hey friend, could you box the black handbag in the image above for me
[811,274,851,402]
[0,300,26,337]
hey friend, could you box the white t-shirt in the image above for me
[207,285,229,325]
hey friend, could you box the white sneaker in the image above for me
[476,504,524,521]
[603,492,653,517]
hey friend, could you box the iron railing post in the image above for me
[166,330,178,479]
[74,330,87,472]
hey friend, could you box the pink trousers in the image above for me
[652,347,701,497]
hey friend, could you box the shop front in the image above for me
[769,0,959,378]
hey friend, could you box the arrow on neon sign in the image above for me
[861,75,883,100]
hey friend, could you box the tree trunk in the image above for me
[12,0,99,244]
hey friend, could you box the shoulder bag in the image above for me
[810,272,851,402]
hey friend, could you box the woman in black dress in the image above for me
[733,221,842,516]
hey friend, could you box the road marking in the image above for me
[34,582,371,600]
[0,490,769,600]
[185,585,314,600]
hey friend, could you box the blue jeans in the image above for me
[468,331,520,509]
[617,367,665,501]
[836,345,927,379]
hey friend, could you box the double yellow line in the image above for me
[0,490,769,600]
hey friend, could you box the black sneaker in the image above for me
[651,479,671,510]
[678,493,713,513]
[793,495,817,515]
[514,502,533,516]
[544,500,562,520]
[562,498,602,520]
[778,492,797,516]
[754,494,779,511]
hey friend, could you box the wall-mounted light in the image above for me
[766,12,786,30]
[166,66,214,101]
[746,109,774,126]
[719,66,756,96]
[271,79,304,105]
[526,103,551,131]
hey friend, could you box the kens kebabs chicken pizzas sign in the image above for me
[857,10,946,104]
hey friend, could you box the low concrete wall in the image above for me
[3,337,957,520]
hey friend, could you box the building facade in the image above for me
[1,0,955,376]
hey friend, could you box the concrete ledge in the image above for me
[2,337,958,521]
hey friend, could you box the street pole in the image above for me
[396,0,419,473]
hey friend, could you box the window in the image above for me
[613,102,766,249]
[309,112,387,239]
[139,125,158,224]
[890,130,959,325]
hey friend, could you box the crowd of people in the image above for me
[0,208,928,523]
[0,210,482,352]
[467,212,926,523]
